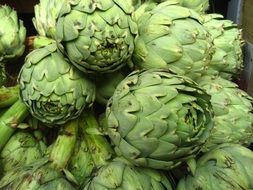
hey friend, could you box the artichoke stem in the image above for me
[0,99,29,150]
[49,119,78,170]
[81,110,114,167]
[0,85,19,108]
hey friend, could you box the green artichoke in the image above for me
[53,0,138,73]
[0,158,76,190]
[0,5,26,62]
[132,1,214,80]
[180,0,209,14]
[197,76,253,151]
[203,14,244,79]
[83,158,174,190]
[105,69,214,170]
[177,143,253,190]
[0,130,47,174]
[18,43,96,125]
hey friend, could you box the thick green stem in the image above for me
[0,85,19,108]
[0,99,29,150]
[81,110,114,167]
[49,119,78,170]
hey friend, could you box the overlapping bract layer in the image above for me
[197,76,253,151]
[18,43,96,125]
[84,159,173,190]
[0,5,26,62]
[44,0,138,73]
[0,130,46,174]
[203,14,244,79]
[177,144,253,190]
[106,69,213,170]
[0,159,76,190]
[132,1,214,80]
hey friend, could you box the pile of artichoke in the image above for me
[0,0,252,189]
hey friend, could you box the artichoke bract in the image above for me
[50,0,138,73]
[105,69,214,170]
[177,144,253,190]
[0,130,47,174]
[197,76,253,151]
[180,0,209,14]
[0,159,76,190]
[18,43,96,125]
[0,5,26,62]
[132,1,214,80]
[203,14,244,79]
[83,158,174,190]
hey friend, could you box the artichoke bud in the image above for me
[0,5,26,63]
[18,43,96,125]
[132,1,214,81]
[0,130,47,174]
[83,157,174,190]
[0,158,76,190]
[177,144,253,190]
[105,69,214,170]
[197,76,253,151]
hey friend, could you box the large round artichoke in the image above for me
[197,76,253,151]
[203,14,244,79]
[105,69,214,170]
[83,158,174,190]
[0,130,47,174]
[177,143,253,190]
[18,43,96,125]
[132,1,214,80]
[0,5,26,62]
[44,0,138,73]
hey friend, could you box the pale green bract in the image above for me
[83,158,174,190]
[18,43,96,125]
[0,130,47,174]
[49,0,138,73]
[197,76,253,151]
[105,69,214,170]
[132,1,214,80]
[177,144,253,190]
[203,14,244,79]
[0,5,26,62]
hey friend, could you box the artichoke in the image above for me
[197,76,253,151]
[180,0,209,14]
[132,1,214,80]
[0,158,76,190]
[177,143,253,190]
[203,14,244,79]
[54,0,138,73]
[0,130,47,174]
[0,5,26,62]
[18,43,96,125]
[83,158,174,190]
[105,69,214,170]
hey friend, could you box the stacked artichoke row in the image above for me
[0,0,253,189]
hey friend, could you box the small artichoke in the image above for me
[0,5,26,62]
[203,14,244,79]
[0,159,76,190]
[0,130,47,174]
[49,0,138,73]
[197,76,253,151]
[18,43,96,125]
[132,1,214,80]
[83,158,174,190]
[105,69,214,170]
[177,144,253,190]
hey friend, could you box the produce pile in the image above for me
[0,0,253,189]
